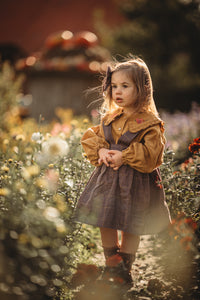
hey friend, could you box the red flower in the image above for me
[155,175,163,189]
[184,217,197,231]
[189,137,200,154]
[194,137,200,143]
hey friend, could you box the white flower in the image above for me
[64,178,74,188]
[43,206,60,220]
[31,132,42,142]
[42,137,69,158]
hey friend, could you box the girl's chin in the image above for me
[115,101,124,106]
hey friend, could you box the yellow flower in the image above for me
[83,118,89,124]
[53,194,67,212]
[35,177,48,189]
[8,159,13,164]
[18,234,29,244]
[3,139,9,145]
[16,134,25,141]
[15,181,25,191]
[44,133,51,140]
[22,165,40,180]
[0,188,10,196]
[1,166,9,173]
[31,236,43,248]
[56,223,67,233]
[24,147,33,154]
[71,120,78,127]
[48,164,54,169]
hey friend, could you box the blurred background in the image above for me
[0,0,200,120]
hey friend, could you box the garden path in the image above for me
[86,233,197,299]
[90,235,164,289]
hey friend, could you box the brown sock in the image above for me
[118,252,136,272]
[103,245,120,260]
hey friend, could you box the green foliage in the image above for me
[0,63,93,299]
[0,62,24,132]
[161,103,200,163]
[161,149,200,219]
[0,129,93,300]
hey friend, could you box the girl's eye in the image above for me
[123,84,128,88]
[111,85,117,89]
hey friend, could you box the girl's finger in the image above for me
[108,150,116,155]
[98,158,102,164]
[103,157,110,167]
[109,163,115,168]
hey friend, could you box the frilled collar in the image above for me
[102,108,164,133]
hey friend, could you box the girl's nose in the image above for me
[116,87,122,94]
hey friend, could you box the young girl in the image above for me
[75,57,171,283]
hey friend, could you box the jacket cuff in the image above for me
[121,150,128,165]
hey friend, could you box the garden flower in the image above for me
[45,169,59,192]
[1,165,9,173]
[31,132,42,142]
[0,188,10,196]
[188,138,200,154]
[48,164,54,168]
[53,194,67,212]
[71,119,78,127]
[13,146,19,153]
[3,139,9,145]
[35,137,69,165]
[24,147,33,154]
[44,133,51,140]
[91,109,99,118]
[43,206,60,220]
[21,165,40,180]
[42,137,69,159]
[16,134,25,141]
[83,118,89,124]
[51,123,70,136]
[55,219,67,233]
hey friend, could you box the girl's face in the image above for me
[111,70,138,112]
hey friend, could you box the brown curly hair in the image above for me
[101,57,158,116]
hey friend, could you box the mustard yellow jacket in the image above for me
[81,108,166,173]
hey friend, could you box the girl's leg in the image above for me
[100,227,119,248]
[119,231,140,279]
[120,231,140,254]
[100,227,120,259]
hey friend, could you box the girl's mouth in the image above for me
[116,98,123,103]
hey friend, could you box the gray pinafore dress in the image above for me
[75,122,171,235]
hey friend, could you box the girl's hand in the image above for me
[107,150,123,170]
[98,148,111,167]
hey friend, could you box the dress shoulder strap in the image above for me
[102,122,115,144]
[118,131,141,146]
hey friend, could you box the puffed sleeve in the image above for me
[121,125,166,173]
[81,124,110,166]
